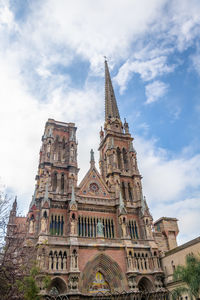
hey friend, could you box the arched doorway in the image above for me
[138,277,153,292]
[138,277,154,300]
[80,253,127,294]
[48,277,67,296]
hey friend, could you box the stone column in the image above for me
[58,256,62,270]
[63,257,67,270]
[48,256,52,270]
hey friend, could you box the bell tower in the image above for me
[99,60,142,208]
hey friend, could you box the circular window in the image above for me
[89,183,99,192]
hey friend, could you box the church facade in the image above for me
[8,61,180,298]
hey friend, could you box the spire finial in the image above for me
[12,196,17,211]
[90,149,95,167]
[105,60,120,121]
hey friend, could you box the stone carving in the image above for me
[68,275,79,291]
[69,128,75,142]
[49,287,59,296]
[154,275,164,291]
[47,142,51,154]
[29,219,35,234]
[71,250,78,270]
[41,217,47,233]
[70,145,75,161]
[119,217,127,238]
[128,256,133,270]
[97,220,104,237]
[128,276,138,291]
[70,218,76,235]
[121,222,127,238]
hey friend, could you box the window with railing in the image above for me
[49,215,64,235]
[128,220,139,239]
[78,217,115,238]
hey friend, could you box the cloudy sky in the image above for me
[0,0,200,245]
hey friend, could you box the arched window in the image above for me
[62,138,65,149]
[30,214,34,221]
[72,249,78,268]
[52,172,57,192]
[122,148,128,170]
[136,182,141,200]
[128,183,132,202]
[117,148,121,170]
[121,182,126,200]
[61,174,64,193]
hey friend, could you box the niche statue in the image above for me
[97,220,104,237]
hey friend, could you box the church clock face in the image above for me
[89,182,99,193]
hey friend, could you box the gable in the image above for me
[42,201,50,209]
[30,204,37,211]
[78,167,112,199]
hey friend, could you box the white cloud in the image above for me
[2,0,168,77]
[167,0,200,51]
[0,49,103,213]
[135,137,200,203]
[115,56,173,93]
[0,0,200,245]
[0,0,14,29]
[134,136,200,243]
[145,81,168,104]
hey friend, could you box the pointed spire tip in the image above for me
[105,60,120,121]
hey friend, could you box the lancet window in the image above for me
[61,173,65,193]
[133,252,149,270]
[49,250,67,270]
[52,172,57,192]
[122,148,128,171]
[128,220,139,239]
[78,217,115,238]
[49,215,64,235]
[128,183,133,202]
[121,182,126,200]
[117,147,121,170]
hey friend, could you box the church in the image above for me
[7,61,181,298]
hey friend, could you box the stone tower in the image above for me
[99,60,151,241]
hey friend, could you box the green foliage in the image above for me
[171,287,190,300]
[17,265,51,300]
[173,254,200,299]
[43,274,51,290]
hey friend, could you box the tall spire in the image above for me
[105,59,120,120]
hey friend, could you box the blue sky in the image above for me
[0,0,200,244]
